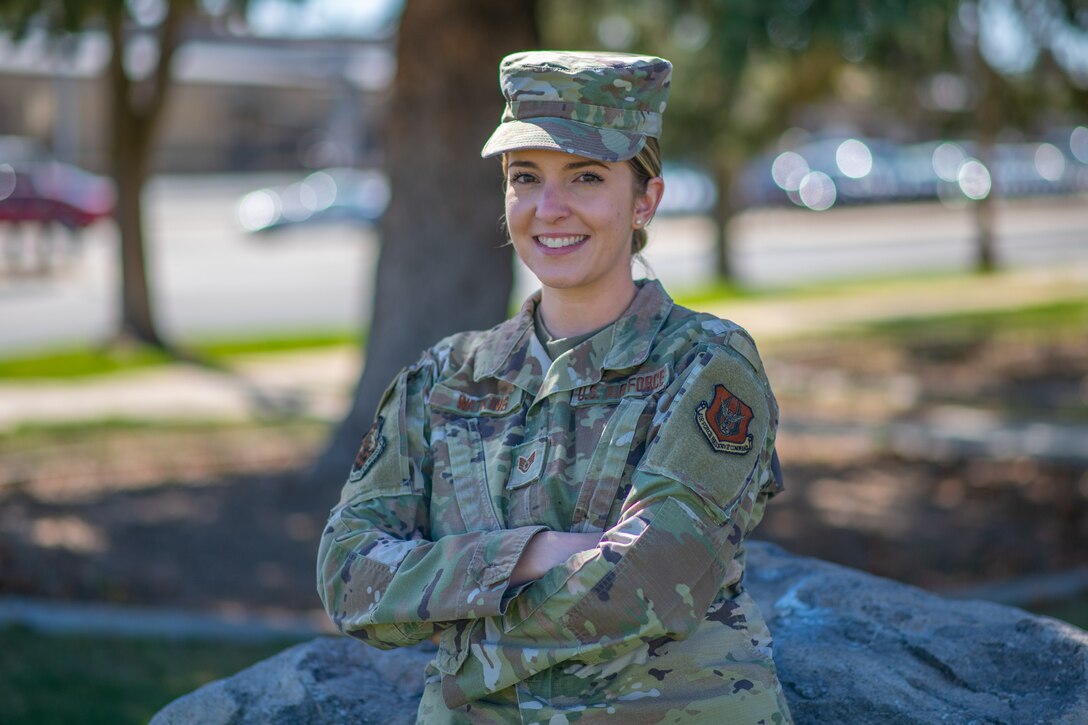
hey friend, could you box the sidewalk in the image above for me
[709,263,1088,339]
[1,264,1086,432]
[0,348,359,432]
[0,595,332,642]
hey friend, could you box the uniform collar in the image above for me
[474,279,674,401]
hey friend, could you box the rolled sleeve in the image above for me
[317,361,549,647]
[322,498,547,646]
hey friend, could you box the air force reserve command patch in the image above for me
[348,417,386,482]
[696,384,754,454]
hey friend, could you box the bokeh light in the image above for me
[1070,126,1088,164]
[836,139,873,179]
[237,189,280,232]
[798,171,837,210]
[1033,143,1066,182]
[772,151,809,191]
[932,142,967,182]
[957,159,992,200]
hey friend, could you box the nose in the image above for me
[535,180,569,223]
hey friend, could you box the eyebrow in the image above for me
[507,159,610,171]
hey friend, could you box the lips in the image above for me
[534,234,588,250]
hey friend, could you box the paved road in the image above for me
[1,174,1085,356]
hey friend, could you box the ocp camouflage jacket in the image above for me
[317,280,792,723]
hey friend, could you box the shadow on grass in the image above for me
[0,464,340,614]
[0,625,305,725]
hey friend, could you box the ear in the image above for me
[632,176,665,227]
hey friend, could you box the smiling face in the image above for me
[504,148,662,306]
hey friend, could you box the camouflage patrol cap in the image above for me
[481,50,672,163]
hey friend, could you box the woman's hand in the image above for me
[510,531,601,586]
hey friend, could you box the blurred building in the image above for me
[0,20,394,174]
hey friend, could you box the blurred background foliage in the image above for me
[542,0,1088,274]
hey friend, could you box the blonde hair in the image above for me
[628,137,662,255]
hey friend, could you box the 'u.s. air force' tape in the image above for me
[571,365,669,406]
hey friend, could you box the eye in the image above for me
[576,171,604,183]
[509,172,537,185]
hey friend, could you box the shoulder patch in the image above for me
[348,416,386,482]
[696,384,754,455]
[636,347,770,514]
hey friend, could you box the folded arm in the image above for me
[442,343,779,704]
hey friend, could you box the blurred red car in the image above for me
[0,136,115,230]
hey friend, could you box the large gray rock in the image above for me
[745,543,1087,724]
[154,543,1088,724]
[151,635,433,725]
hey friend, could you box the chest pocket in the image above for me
[429,382,523,534]
[503,436,548,526]
[570,396,649,533]
[434,417,504,533]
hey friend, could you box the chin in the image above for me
[536,275,585,292]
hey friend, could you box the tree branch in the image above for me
[146,0,190,128]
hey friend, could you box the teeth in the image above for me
[537,235,586,248]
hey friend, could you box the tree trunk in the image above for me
[970,39,1000,274]
[712,159,736,282]
[971,155,997,273]
[112,122,163,345]
[105,2,188,348]
[308,0,539,489]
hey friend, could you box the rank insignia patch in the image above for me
[696,385,754,455]
[348,417,386,482]
[507,438,546,490]
[517,450,536,474]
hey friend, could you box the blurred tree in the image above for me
[541,0,1087,277]
[849,0,1088,272]
[314,0,1085,483]
[948,0,1088,271]
[309,0,538,487]
[0,0,254,349]
[541,0,946,279]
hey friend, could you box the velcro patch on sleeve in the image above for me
[695,385,754,455]
[637,348,770,513]
[338,372,413,504]
[348,416,386,482]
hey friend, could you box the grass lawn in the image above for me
[1035,599,1088,631]
[0,330,358,380]
[856,298,1088,342]
[4,268,1085,381]
[0,626,305,725]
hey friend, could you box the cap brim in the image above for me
[481,117,646,162]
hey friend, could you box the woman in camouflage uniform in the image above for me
[318,51,792,724]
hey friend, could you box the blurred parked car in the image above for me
[0,136,115,229]
[657,162,718,216]
[237,167,390,234]
[738,136,905,210]
[737,127,1088,211]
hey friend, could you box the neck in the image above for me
[537,279,638,338]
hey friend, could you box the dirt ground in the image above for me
[0,331,1085,619]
